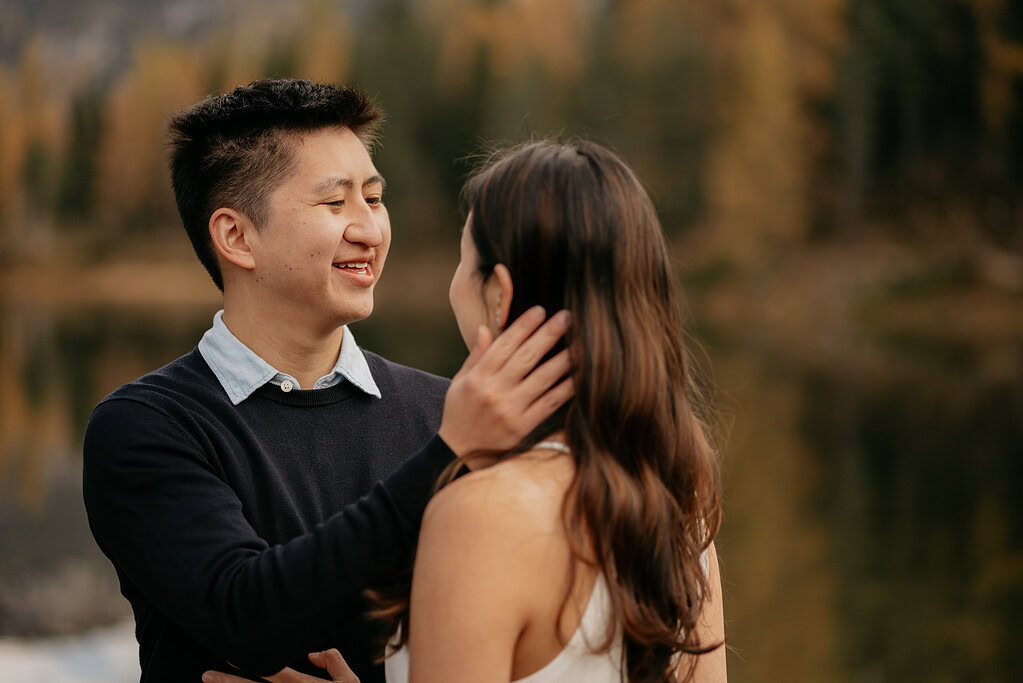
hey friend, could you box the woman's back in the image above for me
[394,440,724,682]
[396,443,623,681]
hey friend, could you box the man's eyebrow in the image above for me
[312,175,387,195]
[364,174,387,192]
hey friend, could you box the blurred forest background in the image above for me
[0,0,1022,681]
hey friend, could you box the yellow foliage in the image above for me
[615,0,712,69]
[293,0,353,84]
[435,6,490,92]
[432,0,587,91]
[16,39,48,141]
[515,0,586,84]
[0,38,65,238]
[706,0,845,259]
[973,0,1023,132]
[0,70,24,228]
[203,24,274,93]
[95,42,204,226]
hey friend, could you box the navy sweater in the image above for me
[82,348,452,682]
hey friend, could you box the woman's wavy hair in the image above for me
[369,139,722,682]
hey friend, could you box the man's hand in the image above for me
[202,649,358,683]
[438,307,573,458]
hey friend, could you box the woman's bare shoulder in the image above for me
[421,452,575,552]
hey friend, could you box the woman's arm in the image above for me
[406,471,538,683]
[683,541,727,682]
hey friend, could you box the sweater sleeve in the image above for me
[82,396,453,676]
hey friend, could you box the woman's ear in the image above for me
[209,208,257,272]
[485,264,514,331]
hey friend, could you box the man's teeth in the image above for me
[334,262,369,270]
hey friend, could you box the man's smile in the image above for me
[332,258,375,285]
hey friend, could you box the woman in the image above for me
[208,139,725,682]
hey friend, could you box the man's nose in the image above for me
[344,200,383,247]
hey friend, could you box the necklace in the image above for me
[533,440,571,454]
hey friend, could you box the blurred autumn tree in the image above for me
[832,0,1023,243]
[0,0,1019,262]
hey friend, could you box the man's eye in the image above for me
[366,196,383,205]
[326,200,344,207]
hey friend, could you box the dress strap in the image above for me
[533,440,571,454]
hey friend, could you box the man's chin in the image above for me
[334,301,374,328]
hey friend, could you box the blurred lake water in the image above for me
[0,294,1020,682]
[0,620,139,683]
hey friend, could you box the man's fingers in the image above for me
[523,376,575,426]
[261,667,325,683]
[204,670,305,683]
[502,309,571,381]
[308,649,359,682]
[475,306,547,374]
[515,349,572,403]
[437,307,573,456]
[202,673,251,683]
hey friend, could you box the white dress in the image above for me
[384,572,624,683]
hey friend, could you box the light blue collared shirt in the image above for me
[198,310,381,405]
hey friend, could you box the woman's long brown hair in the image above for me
[368,140,722,682]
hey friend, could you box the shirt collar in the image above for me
[198,310,381,405]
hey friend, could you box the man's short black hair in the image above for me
[168,79,385,291]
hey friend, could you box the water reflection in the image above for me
[716,341,1023,682]
[802,370,1023,680]
[0,301,1020,681]
[0,302,217,636]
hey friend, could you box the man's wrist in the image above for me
[436,427,465,458]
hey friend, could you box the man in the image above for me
[83,79,572,683]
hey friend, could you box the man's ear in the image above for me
[209,208,257,271]
[486,264,514,330]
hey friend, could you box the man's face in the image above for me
[249,127,390,331]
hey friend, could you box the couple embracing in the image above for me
[83,79,725,683]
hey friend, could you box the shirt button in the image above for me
[280,380,294,393]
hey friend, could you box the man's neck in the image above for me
[221,302,344,390]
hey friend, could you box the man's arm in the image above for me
[84,307,572,677]
[84,401,451,676]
